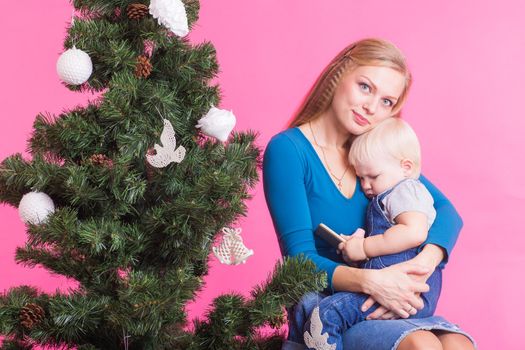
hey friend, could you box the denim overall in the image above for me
[301,183,443,350]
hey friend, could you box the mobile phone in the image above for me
[315,223,346,248]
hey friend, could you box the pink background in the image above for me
[1,1,523,348]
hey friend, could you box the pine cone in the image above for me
[135,55,152,78]
[127,3,149,20]
[89,154,114,168]
[19,303,45,329]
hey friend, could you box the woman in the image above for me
[263,38,476,349]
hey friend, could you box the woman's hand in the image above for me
[361,263,430,319]
[363,305,399,320]
[363,261,434,320]
[363,244,444,320]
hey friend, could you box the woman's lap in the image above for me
[283,293,476,350]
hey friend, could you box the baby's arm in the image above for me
[340,212,428,261]
[363,212,428,257]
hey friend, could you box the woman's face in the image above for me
[329,65,406,135]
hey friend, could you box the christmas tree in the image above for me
[0,1,325,349]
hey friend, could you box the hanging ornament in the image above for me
[212,227,254,265]
[149,0,189,37]
[19,303,45,329]
[196,107,236,142]
[127,3,149,20]
[146,119,186,168]
[56,46,93,85]
[134,55,153,78]
[304,306,336,350]
[18,191,55,225]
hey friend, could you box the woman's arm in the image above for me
[419,174,463,265]
[263,133,342,291]
[411,242,445,270]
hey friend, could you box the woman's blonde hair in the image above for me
[288,38,412,128]
[348,118,422,178]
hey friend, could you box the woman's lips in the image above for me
[353,111,370,126]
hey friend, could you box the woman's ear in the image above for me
[400,158,415,177]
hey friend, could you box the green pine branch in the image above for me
[191,256,327,349]
[0,1,319,348]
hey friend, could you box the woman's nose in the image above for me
[363,97,379,115]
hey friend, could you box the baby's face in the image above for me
[354,156,407,198]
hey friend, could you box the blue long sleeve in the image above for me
[419,175,463,266]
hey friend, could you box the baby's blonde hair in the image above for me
[348,118,422,178]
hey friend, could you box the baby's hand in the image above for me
[338,228,368,262]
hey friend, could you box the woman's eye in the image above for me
[359,83,370,92]
[382,99,393,107]
[371,174,380,179]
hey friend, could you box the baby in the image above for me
[304,118,441,350]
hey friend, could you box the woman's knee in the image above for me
[435,332,476,350]
[397,330,443,350]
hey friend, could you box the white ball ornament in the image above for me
[18,191,55,225]
[56,46,93,85]
[149,0,189,37]
[196,107,237,142]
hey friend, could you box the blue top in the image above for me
[263,127,463,292]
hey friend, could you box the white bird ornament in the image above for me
[146,119,186,168]
[304,306,336,350]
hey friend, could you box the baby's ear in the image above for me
[400,158,415,177]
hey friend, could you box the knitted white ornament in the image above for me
[196,107,236,142]
[18,191,55,225]
[149,0,189,37]
[304,306,336,350]
[212,227,253,265]
[56,46,93,85]
[146,119,186,168]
